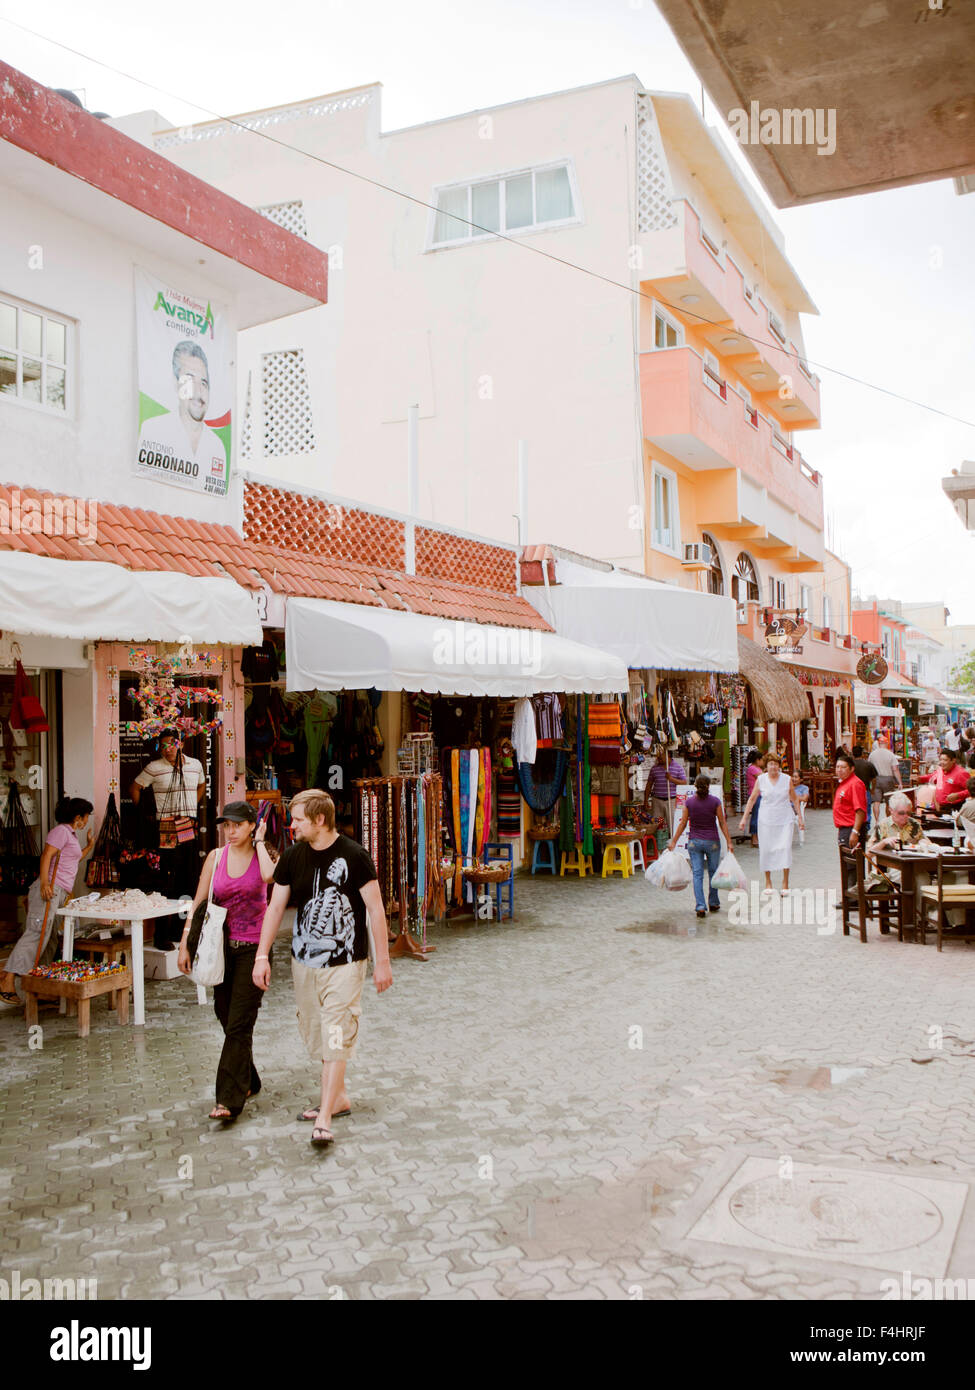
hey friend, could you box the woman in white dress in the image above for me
[738,751,800,894]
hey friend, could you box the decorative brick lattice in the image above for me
[415,528,518,594]
[256,200,308,240]
[240,372,252,460]
[262,349,315,456]
[637,94,677,233]
[243,483,405,570]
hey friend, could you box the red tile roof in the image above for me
[0,485,551,632]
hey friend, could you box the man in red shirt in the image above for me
[833,753,867,849]
[924,750,970,810]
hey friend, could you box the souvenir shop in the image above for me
[729,637,812,812]
[854,683,907,759]
[790,666,854,768]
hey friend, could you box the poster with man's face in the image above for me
[134,268,232,497]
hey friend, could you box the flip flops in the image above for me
[310,1126,334,1147]
[297,1106,351,1121]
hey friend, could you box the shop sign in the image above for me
[134,268,233,499]
[919,700,935,714]
[856,651,888,684]
[764,609,807,657]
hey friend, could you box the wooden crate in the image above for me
[22,967,132,1037]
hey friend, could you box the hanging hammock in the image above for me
[514,748,569,814]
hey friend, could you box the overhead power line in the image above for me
[3,15,974,431]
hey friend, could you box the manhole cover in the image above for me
[687,1157,967,1277]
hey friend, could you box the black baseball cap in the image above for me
[216,801,257,824]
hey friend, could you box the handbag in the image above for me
[159,815,196,850]
[190,847,227,987]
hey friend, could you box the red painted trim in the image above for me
[0,63,327,305]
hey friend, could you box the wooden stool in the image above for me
[560,844,593,878]
[601,843,631,878]
[73,936,131,968]
[22,966,133,1037]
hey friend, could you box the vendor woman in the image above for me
[0,797,94,1005]
[131,729,206,946]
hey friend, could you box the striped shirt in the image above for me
[648,759,685,799]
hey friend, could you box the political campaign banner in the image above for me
[134,268,232,498]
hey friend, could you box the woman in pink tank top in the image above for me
[179,802,277,1122]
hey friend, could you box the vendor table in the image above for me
[56,898,189,1027]
[870,848,975,939]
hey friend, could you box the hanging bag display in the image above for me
[85,793,123,889]
[9,661,49,734]
[0,780,39,894]
[190,847,227,987]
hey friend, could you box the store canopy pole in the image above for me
[405,402,419,576]
[516,440,526,596]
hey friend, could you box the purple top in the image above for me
[686,793,721,842]
[212,847,267,943]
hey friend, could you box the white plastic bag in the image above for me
[646,847,691,891]
[191,848,227,987]
[712,850,747,892]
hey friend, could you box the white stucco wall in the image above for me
[154,78,646,564]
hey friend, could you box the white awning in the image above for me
[855,702,904,720]
[285,597,628,695]
[0,551,263,644]
[522,558,738,673]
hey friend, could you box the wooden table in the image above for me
[57,897,190,1027]
[22,966,132,1037]
[870,848,975,939]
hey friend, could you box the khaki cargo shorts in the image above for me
[291,956,367,1063]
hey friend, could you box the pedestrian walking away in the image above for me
[179,801,278,1122]
[738,752,798,896]
[868,732,902,815]
[668,775,732,918]
[252,788,393,1147]
[1,798,94,1004]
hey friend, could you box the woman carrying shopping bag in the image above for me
[738,752,800,896]
[0,798,93,1005]
[667,776,732,920]
[178,802,277,1122]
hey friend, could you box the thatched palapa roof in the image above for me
[737,635,811,725]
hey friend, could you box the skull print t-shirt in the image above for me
[274,835,378,969]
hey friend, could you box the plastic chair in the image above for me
[601,844,631,878]
[482,842,514,921]
[560,844,593,877]
[530,839,558,875]
[628,839,646,873]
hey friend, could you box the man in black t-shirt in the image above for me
[253,789,392,1147]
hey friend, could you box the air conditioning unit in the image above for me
[682,542,712,570]
[736,604,748,624]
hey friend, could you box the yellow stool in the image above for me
[560,844,593,877]
[601,843,632,878]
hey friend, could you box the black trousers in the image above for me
[154,836,202,948]
[213,941,270,1115]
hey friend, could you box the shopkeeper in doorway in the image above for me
[130,729,206,947]
[643,745,686,832]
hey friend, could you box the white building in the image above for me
[131,75,825,612]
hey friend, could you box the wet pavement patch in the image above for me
[771,1065,868,1089]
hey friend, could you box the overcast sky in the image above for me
[3,0,973,622]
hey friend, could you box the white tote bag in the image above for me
[191,848,227,987]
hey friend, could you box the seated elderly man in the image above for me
[866,791,965,924]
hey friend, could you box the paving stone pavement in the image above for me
[3,810,975,1301]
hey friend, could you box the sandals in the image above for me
[0,989,20,1005]
[209,1105,237,1122]
[297,1105,351,1121]
[310,1125,334,1147]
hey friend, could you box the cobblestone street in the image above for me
[4,809,975,1301]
